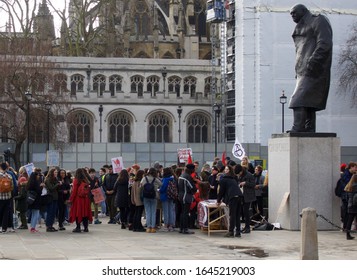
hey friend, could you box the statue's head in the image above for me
[290,4,308,23]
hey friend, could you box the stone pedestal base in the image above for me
[268,133,341,230]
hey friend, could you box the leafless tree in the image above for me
[338,22,357,107]
[0,0,71,170]
[47,0,115,57]
[0,53,71,170]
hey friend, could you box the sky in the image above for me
[0,0,66,37]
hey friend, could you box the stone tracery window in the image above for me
[131,75,144,97]
[146,75,160,97]
[108,112,131,143]
[204,77,211,97]
[70,74,84,96]
[109,75,122,97]
[68,111,92,143]
[187,113,209,143]
[53,73,68,96]
[148,113,171,143]
[183,76,197,98]
[168,76,181,97]
[93,74,106,97]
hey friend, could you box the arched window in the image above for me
[204,77,211,97]
[109,75,122,97]
[168,76,181,97]
[146,75,160,97]
[131,75,144,97]
[108,112,131,142]
[183,76,197,98]
[204,76,217,98]
[93,74,106,97]
[68,111,92,143]
[148,113,171,143]
[32,72,46,93]
[187,113,209,143]
[53,73,68,96]
[70,74,84,96]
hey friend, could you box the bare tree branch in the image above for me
[338,22,357,107]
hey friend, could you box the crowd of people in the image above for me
[0,155,271,238]
[1,157,355,240]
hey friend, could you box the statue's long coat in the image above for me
[289,11,333,111]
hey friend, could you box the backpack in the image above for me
[334,178,345,198]
[142,177,156,199]
[0,175,13,193]
[167,179,178,200]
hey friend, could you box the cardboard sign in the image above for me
[91,188,105,204]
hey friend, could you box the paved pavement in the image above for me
[0,216,356,260]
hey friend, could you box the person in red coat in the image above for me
[68,168,93,233]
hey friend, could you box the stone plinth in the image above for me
[268,133,341,230]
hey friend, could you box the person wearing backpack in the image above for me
[159,167,177,232]
[140,167,162,233]
[0,162,14,233]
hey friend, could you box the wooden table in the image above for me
[198,200,228,236]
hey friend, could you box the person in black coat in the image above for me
[235,164,256,234]
[101,165,118,224]
[217,165,243,237]
[208,166,219,199]
[27,171,45,233]
[114,169,130,229]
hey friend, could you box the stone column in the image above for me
[300,207,318,260]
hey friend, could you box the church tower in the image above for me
[33,0,55,41]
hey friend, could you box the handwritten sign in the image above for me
[111,157,124,173]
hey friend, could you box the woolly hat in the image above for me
[186,163,195,171]
[131,164,140,170]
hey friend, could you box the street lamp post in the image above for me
[44,100,52,152]
[162,67,167,95]
[99,104,103,143]
[86,65,91,96]
[25,90,32,163]
[177,105,182,143]
[280,91,287,133]
[213,103,221,157]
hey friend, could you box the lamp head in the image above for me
[161,67,167,78]
[25,90,32,100]
[177,105,182,115]
[44,100,52,111]
[280,92,287,104]
[213,103,221,114]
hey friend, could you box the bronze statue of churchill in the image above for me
[288,4,333,132]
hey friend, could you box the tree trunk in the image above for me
[13,141,24,171]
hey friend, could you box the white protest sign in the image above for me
[24,163,35,176]
[46,150,60,167]
[111,157,124,173]
[232,138,246,160]
[177,148,192,163]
